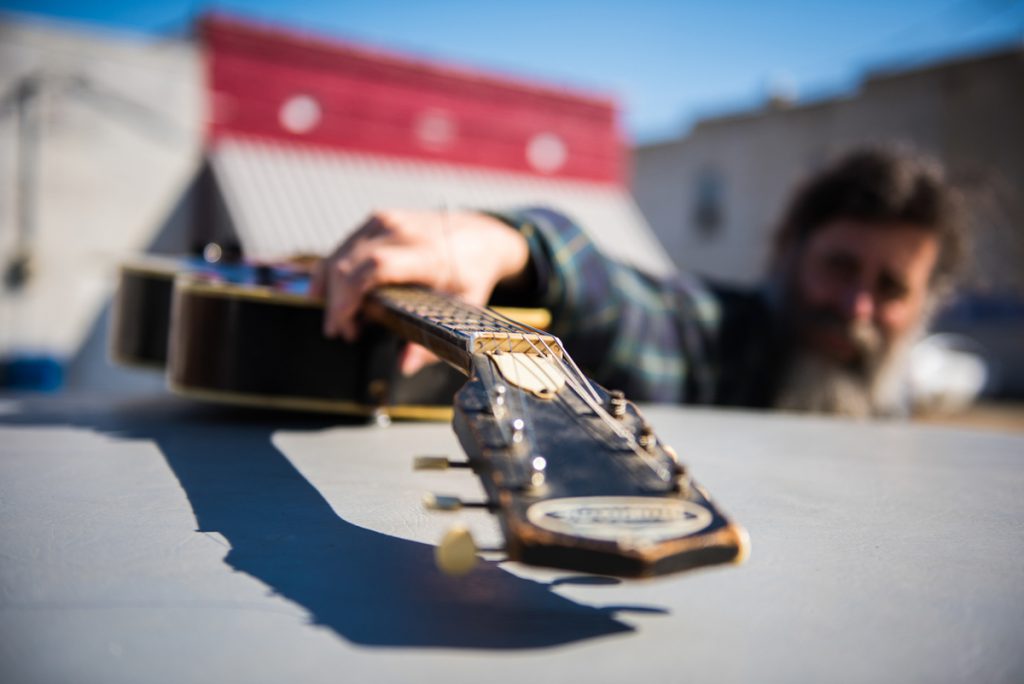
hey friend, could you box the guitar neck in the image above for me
[364,286,559,374]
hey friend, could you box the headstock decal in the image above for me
[526,497,714,547]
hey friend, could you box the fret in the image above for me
[366,286,560,373]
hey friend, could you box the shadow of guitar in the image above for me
[2,396,664,649]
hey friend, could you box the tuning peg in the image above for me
[608,389,627,418]
[371,407,392,428]
[737,528,752,564]
[638,424,657,451]
[436,524,478,576]
[422,493,493,511]
[423,493,463,511]
[413,456,470,471]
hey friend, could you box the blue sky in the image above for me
[3,0,1022,142]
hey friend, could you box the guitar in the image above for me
[366,286,749,578]
[115,259,748,577]
[112,257,549,420]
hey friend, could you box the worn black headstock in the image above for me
[442,350,748,578]
[366,286,748,578]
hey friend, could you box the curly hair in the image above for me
[773,146,969,289]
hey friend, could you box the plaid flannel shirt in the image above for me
[492,207,781,406]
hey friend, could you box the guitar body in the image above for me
[113,257,290,370]
[111,258,182,369]
[169,272,463,419]
[112,257,547,419]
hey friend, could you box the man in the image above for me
[312,146,968,417]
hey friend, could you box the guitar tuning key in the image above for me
[371,407,392,428]
[436,524,479,576]
[423,493,492,512]
[608,390,627,419]
[368,380,392,427]
[414,456,450,470]
[422,493,464,511]
[665,448,691,496]
[413,456,470,471]
[673,477,692,498]
[638,424,657,451]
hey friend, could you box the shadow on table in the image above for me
[1,395,654,649]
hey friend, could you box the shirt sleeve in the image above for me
[488,207,722,403]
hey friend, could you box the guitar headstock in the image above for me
[442,347,748,577]
[365,286,748,578]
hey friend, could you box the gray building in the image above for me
[632,46,1024,395]
[632,46,1024,292]
[0,15,201,389]
[0,14,670,392]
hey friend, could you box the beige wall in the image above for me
[0,16,202,361]
[632,48,1024,293]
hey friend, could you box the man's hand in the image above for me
[310,210,530,374]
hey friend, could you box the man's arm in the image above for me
[314,207,720,402]
[311,209,530,374]
[491,208,719,403]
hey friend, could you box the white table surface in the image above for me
[1,392,1022,684]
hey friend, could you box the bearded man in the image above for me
[313,147,968,418]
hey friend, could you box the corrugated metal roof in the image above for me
[210,137,676,277]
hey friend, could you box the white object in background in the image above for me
[908,333,990,414]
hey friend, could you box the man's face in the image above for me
[790,219,940,371]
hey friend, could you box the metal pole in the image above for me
[6,76,39,291]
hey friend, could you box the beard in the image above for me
[774,348,891,418]
[773,304,924,419]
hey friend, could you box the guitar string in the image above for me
[471,297,669,480]
[515,334,672,482]
[432,291,536,489]
[451,295,565,486]
[480,302,673,482]
[509,337,640,482]
[482,305,643,444]
[452,296,635,446]
[439,200,460,295]
[506,328,539,488]
[479,341,531,488]
[425,291,668,481]
[486,334,672,486]
[464,299,600,406]
[487,307,603,407]
[463,315,535,489]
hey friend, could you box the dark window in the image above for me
[693,168,724,238]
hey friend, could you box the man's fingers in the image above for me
[320,209,516,343]
[324,261,361,340]
[309,259,327,298]
[399,343,440,376]
[323,246,442,340]
[314,212,395,301]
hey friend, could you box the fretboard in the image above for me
[365,286,559,374]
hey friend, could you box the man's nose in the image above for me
[841,286,875,322]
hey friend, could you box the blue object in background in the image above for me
[0,356,64,391]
